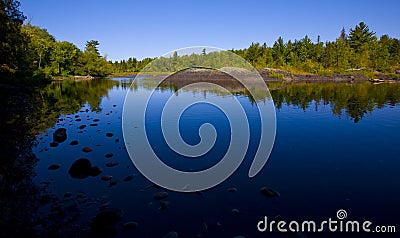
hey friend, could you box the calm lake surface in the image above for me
[6,77,400,237]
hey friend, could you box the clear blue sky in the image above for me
[20,0,400,61]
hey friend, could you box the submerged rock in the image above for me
[146,184,162,190]
[48,164,61,170]
[105,153,113,158]
[63,192,73,198]
[159,201,169,210]
[91,208,122,236]
[101,175,113,181]
[123,221,139,230]
[69,159,102,179]
[49,142,59,147]
[69,158,92,179]
[99,202,111,211]
[69,140,79,146]
[106,132,114,137]
[227,188,238,193]
[231,208,240,214]
[39,194,53,205]
[163,231,178,238]
[109,179,118,187]
[123,175,134,182]
[105,162,119,167]
[90,166,103,176]
[82,147,93,153]
[153,191,168,200]
[53,128,67,143]
[260,187,280,198]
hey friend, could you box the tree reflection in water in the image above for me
[0,79,116,236]
[1,78,400,236]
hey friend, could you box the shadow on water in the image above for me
[0,79,117,236]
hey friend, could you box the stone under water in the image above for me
[53,128,67,143]
[153,191,168,200]
[48,164,61,170]
[82,147,93,153]
[260,187,280,198]
[68,158,102,179]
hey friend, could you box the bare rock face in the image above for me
[53,128,67,143]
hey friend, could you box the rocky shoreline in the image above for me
[259,68,400,84]
[157,68,400,85]
[55,68,400,84]
[51,75,97,81]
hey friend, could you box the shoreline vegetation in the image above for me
[1,1,400,86]
[109,67,400,84]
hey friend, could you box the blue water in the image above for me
[32,78,400,237]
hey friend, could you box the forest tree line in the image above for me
[113,22,400,77]
[1,0,400,83]
[1,0,113,82]
[231,23,400,76]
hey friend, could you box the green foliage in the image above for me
[77,41,113,77]
[135,50,252,73]
[1,1,113,81]
[0,0,27,78]
[2,1,400,82]
[49,41,79,76]
[316,69,333,77]
[268,72,285,79]
[22,24,56,70]
[229,22,399,75]
[85,40,100,56]
[112,22,400,76]
[348,22,376,52]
